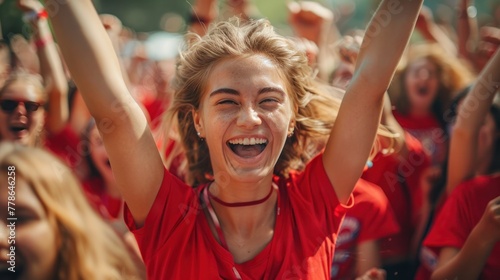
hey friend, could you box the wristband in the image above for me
[23,9,49,23]
[34,36,53,49]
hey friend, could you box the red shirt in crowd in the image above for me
[82,177,123,220]
[45,124,82,170]
[362,132,429,262]
[418,174,500,280]
[393,110,447,167]
[331,178,399,279]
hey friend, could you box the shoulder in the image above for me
[452,174,500,199]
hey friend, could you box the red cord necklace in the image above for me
[208,184,274,207]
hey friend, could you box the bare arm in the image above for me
[46,0,164,226]
[416,6,458,55]
[356,241,382,277]
[188,0,218,37]
[323,0,423,203]
[431,196,500,280]
[446,49,500,194]
[19,0,69,134]
[457,0,479,65]
[287,1,339,82]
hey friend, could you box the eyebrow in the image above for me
[209,87,286,97]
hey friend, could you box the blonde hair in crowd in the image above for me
[0,142,142,280]
[161,17,396,185]
[0,70,47,103]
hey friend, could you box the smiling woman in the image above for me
[0,72,46,147]
[46,0,423,278]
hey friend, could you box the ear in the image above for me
[192,109,205,138]
[288,119,295,135]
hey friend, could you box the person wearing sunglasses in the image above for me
[0,0,69,150]
[0,71,46,146]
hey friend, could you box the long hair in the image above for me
[0,143,142,279]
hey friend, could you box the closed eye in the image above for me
[259,98,281,110]
[260,98,279,104]
[217,99,239,105]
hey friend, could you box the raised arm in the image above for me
[46,0,164,225]
[457,0,479,67]
[415,6,458,56]
[323,0,423,203]
[431,196,500,280]
[188,0,219,37]
[446,49,500,194]
[18,0,68,134]
[287,1,339,82]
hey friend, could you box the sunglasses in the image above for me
[0,99,43,113]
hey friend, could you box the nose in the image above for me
[12,102,28,115]
[236,105,262,129]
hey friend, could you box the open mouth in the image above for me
[9,123,28,133]
[417,86,429,97]
[9,123,28,136]
[227,137,268,158]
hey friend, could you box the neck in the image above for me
[209,184,274,207]
[409,107,432,118]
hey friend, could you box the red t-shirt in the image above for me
[82,177,123,221]
[125,154,353,279]
[362,132,429,261]
[393,110,447,167]
[331,178,400,280]
[142,96,168,130]
[420,174,500,280]
[45,124,82,170]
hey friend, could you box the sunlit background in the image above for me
[1,0,499,43]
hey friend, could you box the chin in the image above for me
[232,167,273,183]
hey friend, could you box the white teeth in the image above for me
[228,137,267,145]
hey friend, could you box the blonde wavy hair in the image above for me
[161,17,397,185]
[0,142,142,280]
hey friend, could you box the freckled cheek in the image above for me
[267,109,292,129]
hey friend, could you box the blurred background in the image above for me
[1,0,499,43]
